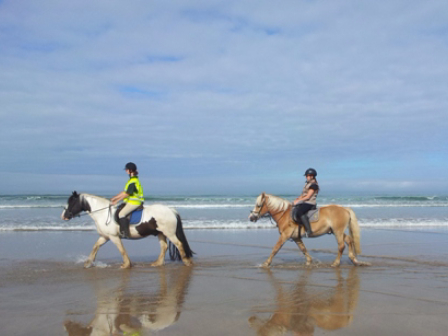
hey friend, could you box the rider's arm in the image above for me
[111,191,129,205]
[293,189,315,205]
[110,183,137,205]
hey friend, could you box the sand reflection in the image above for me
[249,268,360,336]
[64,266,193,335]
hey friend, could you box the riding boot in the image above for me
[300,215,313,237]
[118,217,130,238]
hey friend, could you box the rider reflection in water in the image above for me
[292,168,319,237]
[111,162,144,238]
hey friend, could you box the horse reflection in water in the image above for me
[64,266,193,335]
[249,268,360,336]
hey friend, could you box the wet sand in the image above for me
[1,228,448,335]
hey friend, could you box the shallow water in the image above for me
[1,229,448,336]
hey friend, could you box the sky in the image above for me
[1,0,448,196]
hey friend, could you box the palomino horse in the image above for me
[61,192,193,268]
[249,268,360,335]
[249,193,368,267]
[64,266,193,335]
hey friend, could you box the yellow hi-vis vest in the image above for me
[123,176,144,205]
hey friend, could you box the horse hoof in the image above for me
[261,263,270,268]
[330,263,340,268]
[150,262,164,267]
[183,260,193,266]
[120,263,132,269]
[84,262,93,268]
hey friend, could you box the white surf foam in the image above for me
[0,205,64,209]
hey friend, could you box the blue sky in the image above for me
[1,0,448,195]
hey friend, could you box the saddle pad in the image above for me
[129,209,143,224]
[308,208,319,223]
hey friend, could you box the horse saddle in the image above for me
[292,207,320,225]
[307,208,319,223]
[114,203,144,224]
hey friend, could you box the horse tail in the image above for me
[346,208,362,255]
[168,212,194,261]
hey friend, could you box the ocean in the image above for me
[0,194,447,232]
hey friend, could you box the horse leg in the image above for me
[167,234,192,266]
[344,234,370,266]
[262,229,293,267]
[150,233,168,267]
[331,232,345,267]
[344,234,360,266]
[84,236,109,268]
[109,236,132,269]
[293,238,313,266]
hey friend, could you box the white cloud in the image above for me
[1,0,448,193]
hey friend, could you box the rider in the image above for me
[292,168,319,237]
[111,162,144,238]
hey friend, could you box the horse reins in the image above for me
[64,204,116,218]
[251,196,291,224]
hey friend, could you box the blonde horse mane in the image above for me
[265,194,291,212]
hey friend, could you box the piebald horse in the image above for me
[249,192,368,267]
[62,192,193,268]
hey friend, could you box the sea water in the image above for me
[0,194,447,232]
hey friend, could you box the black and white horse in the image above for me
[61,192,193,268]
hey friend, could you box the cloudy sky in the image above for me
[1,0,447,195]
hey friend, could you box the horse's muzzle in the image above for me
[249,213,259,222]
[61,209,72,220]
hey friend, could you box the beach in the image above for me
[1,228,448,336]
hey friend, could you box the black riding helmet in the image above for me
[124,162,137,171]
[304,168,317,177]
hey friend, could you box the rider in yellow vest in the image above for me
[111,162,144,238]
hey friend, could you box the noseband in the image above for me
[250,196,291,222]
[250,197,267,219]
[64,196,93,219]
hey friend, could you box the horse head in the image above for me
[62,191,88,220]
[249,192,268,222]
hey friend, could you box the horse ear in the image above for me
[72,191,78,197]
[261,192,265,198]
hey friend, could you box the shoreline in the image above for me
[1,229,448,335]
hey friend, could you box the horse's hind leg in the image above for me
[150,233,168,267]
[331,232,345,267]
[344,234,360,266]
[167,234,192,266]
[293,238,313,266]
[344,234,370,266]
[84,236,109,268]
[110,236,132,269]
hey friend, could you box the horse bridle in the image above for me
[250,196,267,219]
[64,197,108,219]
[250,195,291,222]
